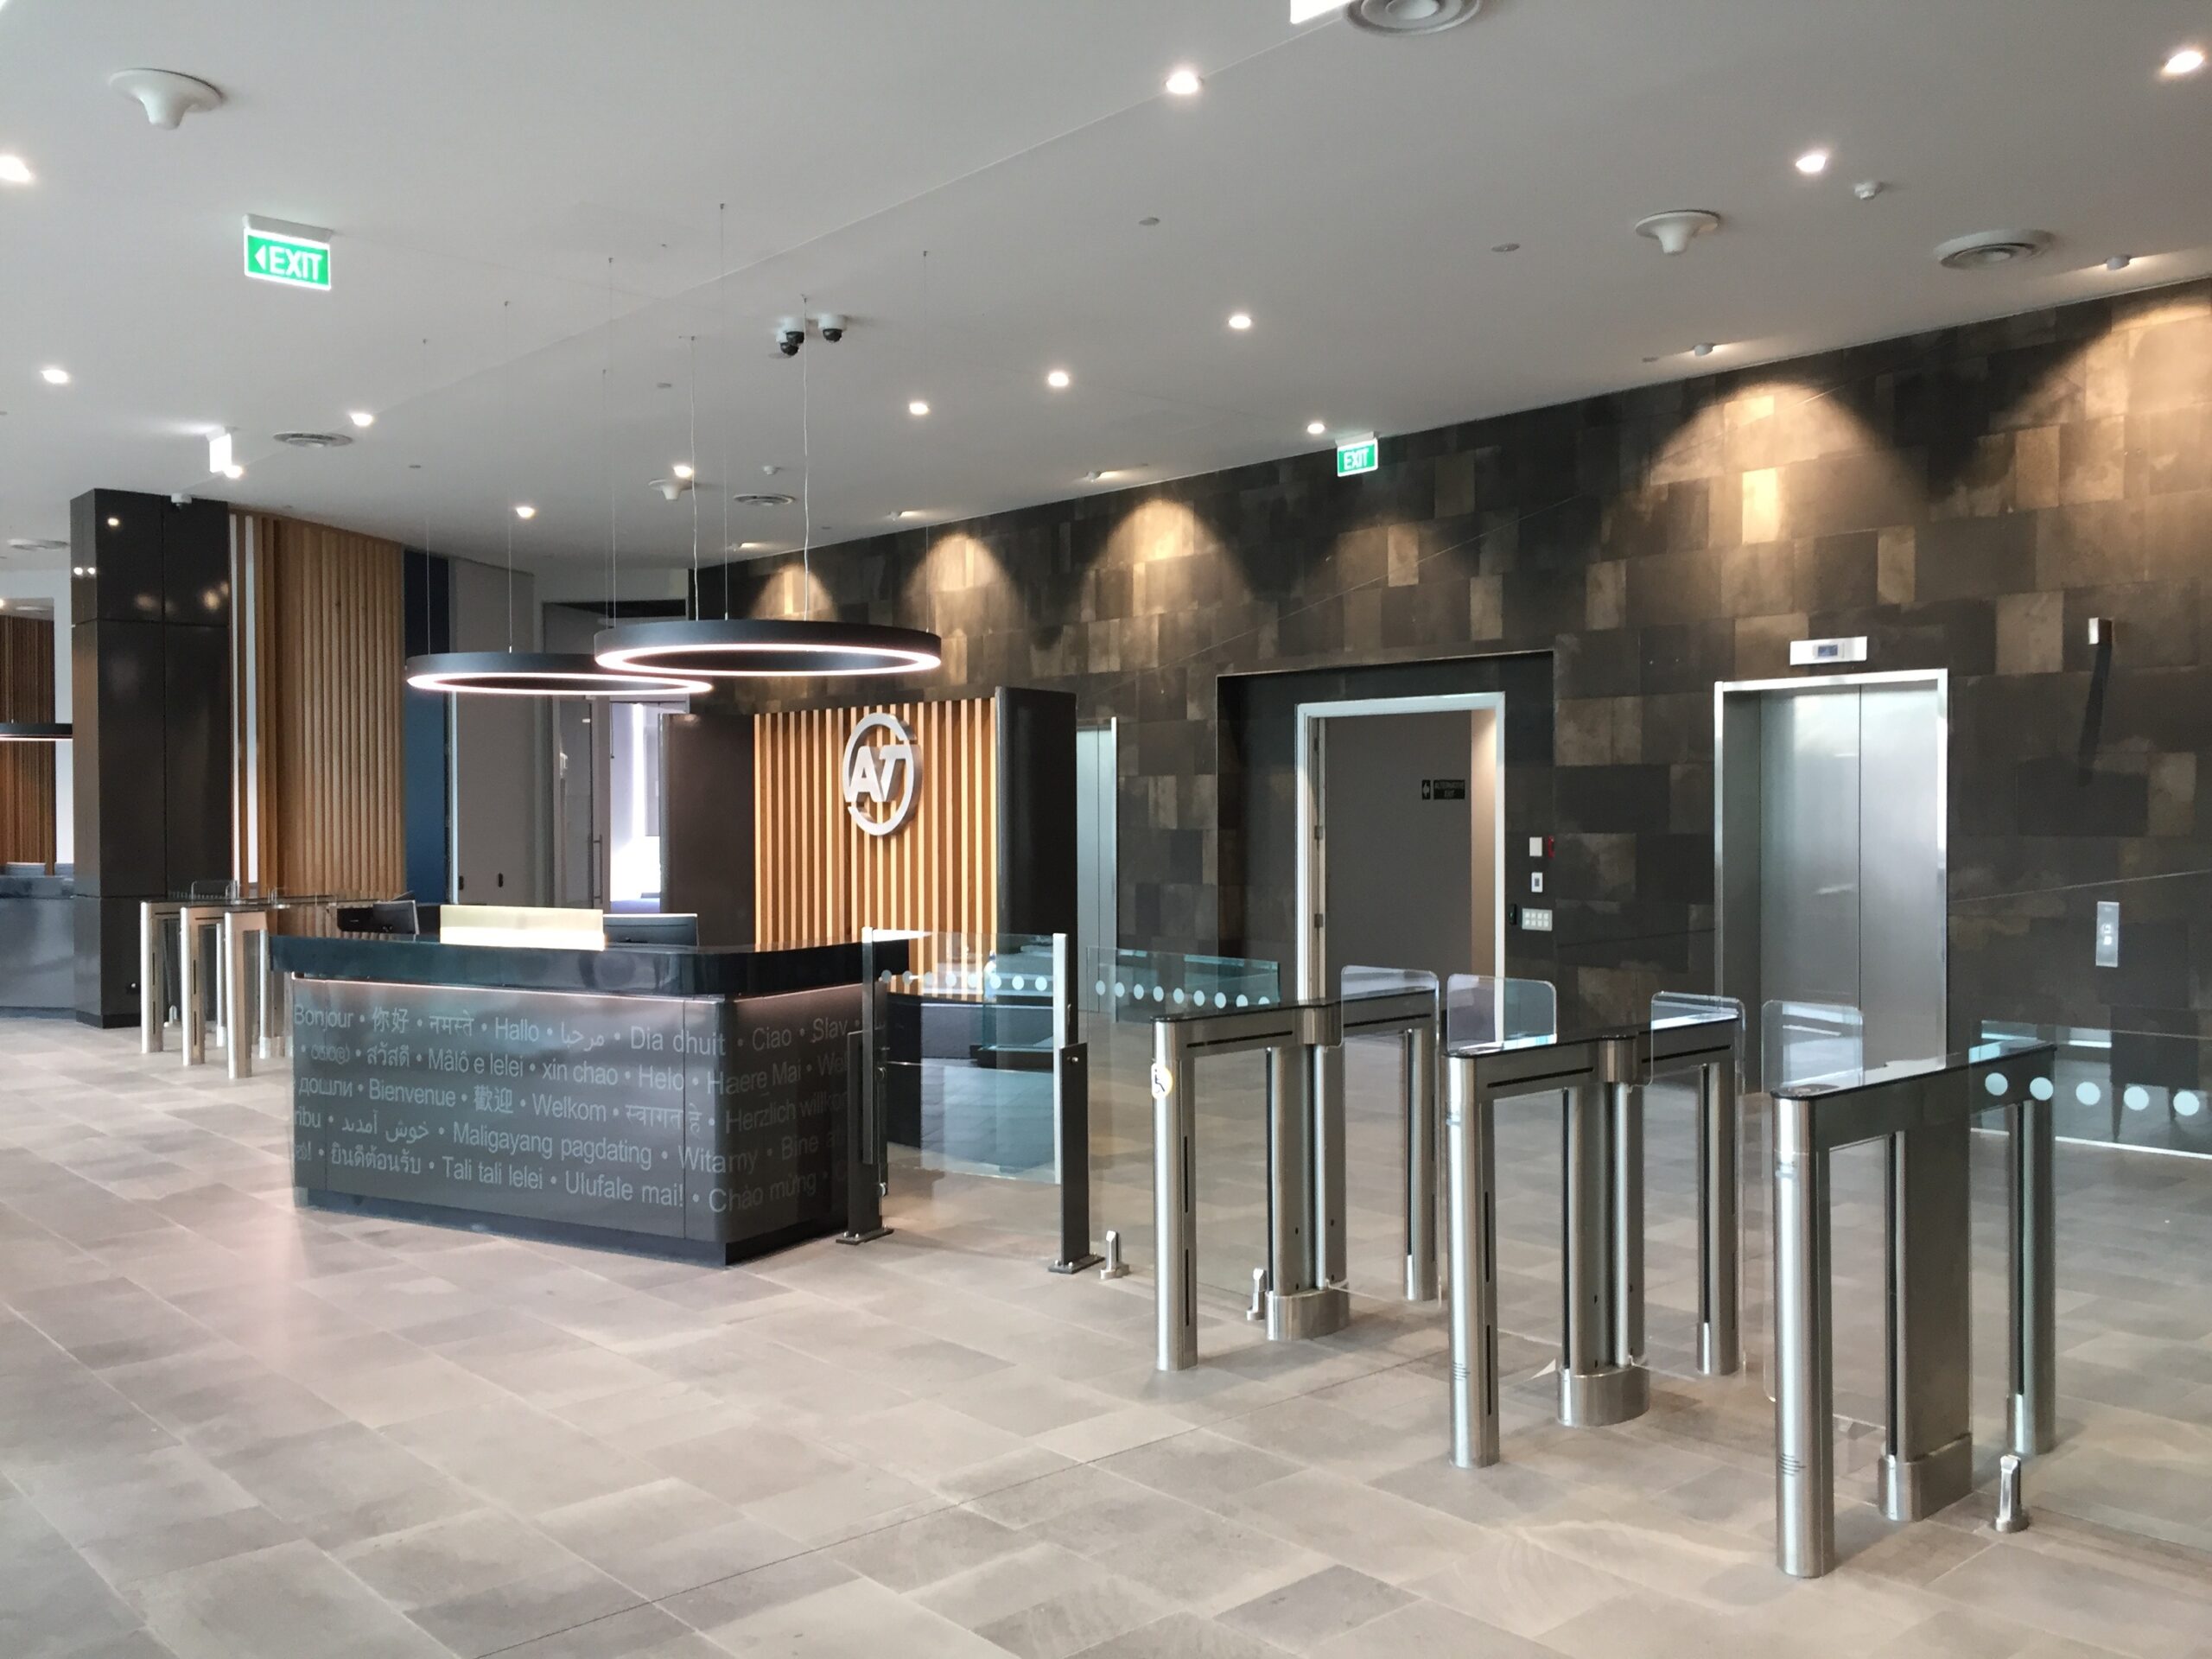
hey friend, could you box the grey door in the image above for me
[1320,709,1484,988]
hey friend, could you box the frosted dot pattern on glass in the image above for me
[2124,1084,2151,1112]
[2028,1076,2053,1101]
[2177,1090,2204,1118]
[1984,1072,2008,1097]
[2075,1080,2101,1106]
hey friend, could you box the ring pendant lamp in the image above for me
[0,721,73,741]
[594,277,941,683]
[594,617,942,678]
[403,295,709,700]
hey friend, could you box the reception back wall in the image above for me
[705,280,2212,1039]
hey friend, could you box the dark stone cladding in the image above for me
[271,936,886,1000]
[699,280,2212,1038]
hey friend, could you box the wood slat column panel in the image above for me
[0,613,57,868]
[753,696,997,950]
[235,512,406,929]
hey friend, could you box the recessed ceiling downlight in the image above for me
[1934,229,2053,270]
[1346,0,1481,35]
[272,430,353,448]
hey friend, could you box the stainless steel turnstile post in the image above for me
[1152,999,1345,1371]
[1641,1014,1745,1378]
[1769,1039,2056,1578]
[140,901,182,1053]
[1445,1006,1743,1468]
[220,910,270,1081]
[1328,983,1445,1303]
[2008,1089,2056,1457]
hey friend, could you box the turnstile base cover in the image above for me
[1558,1363,1650,1428]
[1266,1285,1351,1343]
[1877,1434,1973,1522]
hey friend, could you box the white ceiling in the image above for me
[3,0,2209,578]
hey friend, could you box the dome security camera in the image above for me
[773,317,805,357]
[815,313,849,343]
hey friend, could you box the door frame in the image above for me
[1712,668,1949,1034]
[1294,692,1506,1001]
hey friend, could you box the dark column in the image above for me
[70,490,232,1027]
[402,550,451,904]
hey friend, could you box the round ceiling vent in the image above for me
[272,430,353,448]
[1347,0,1483,35]
[1934,230,2053,270]
[7,537,69,553]
[728,493,797,509]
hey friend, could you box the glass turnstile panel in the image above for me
[1761,998,1866,1090]
[1444,973,1557,1052]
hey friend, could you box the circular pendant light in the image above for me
[593,618,941,679]
[0,721,72,741]
[404,651,709,698]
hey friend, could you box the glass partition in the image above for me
[867,931,1064,1183]
[1443,973,1557,1051]
[1087,946,1281,1022]
[1078,945,1285,1311]
[1977,1020,2210,1158]
[1758,998,1865,1092]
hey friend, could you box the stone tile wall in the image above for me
[704,280,2212,1035]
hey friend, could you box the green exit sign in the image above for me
[1336,435,1379,477]
[244,215,332,291]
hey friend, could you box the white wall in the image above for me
[446,556,545,904]
[0,569,73,862]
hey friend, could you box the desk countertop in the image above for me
[271,934,891,999]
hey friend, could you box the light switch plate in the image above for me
[1521,907,1554,932]
[1530,872,1544,893]
[1528,836,1544,858]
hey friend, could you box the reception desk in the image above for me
[272,934,882,1262]
[0,873,74,1014]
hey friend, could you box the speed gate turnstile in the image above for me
[1770,1037,2057,1578]
[1443,1008,1742,1468]
[1150,981,1441,1372]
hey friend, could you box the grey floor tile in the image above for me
[405,1555,643,1658]
[128,1539,452,1659]
[1217,1566,1409,1652]
[1069,1611,1294,1659]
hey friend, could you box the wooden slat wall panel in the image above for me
[234,513,406,929]
[753,697,997,949]
[0,613,56,868]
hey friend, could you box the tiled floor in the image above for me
[4,1016,2211,1659]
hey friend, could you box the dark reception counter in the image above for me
[273,935,887,1262]
[0,873,74,1014]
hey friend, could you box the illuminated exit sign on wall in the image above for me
[1336,434,1379,477]
[243,214,332,291]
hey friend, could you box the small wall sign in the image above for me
[1421,779,1468,801]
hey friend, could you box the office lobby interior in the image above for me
[5,3,2212,1656]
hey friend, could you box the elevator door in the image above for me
[1722,678,1944,1078]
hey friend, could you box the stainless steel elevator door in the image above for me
[1733,679,1944,1072]
[1855,686,1944,1068]
[1758,688,1863,1018]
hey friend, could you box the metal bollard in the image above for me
[1099,1230,1130,1280]
[1994,1453,2030,1534]
[1246,1267,1267,1322]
